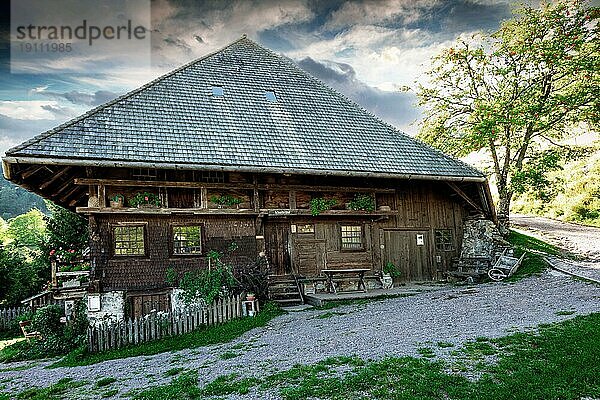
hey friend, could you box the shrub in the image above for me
[231,257,270,301]
[32,304,63,337]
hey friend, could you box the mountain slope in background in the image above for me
[0,176,48,220]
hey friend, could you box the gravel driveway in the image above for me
[1,272,599,399]
[511,214,600,261]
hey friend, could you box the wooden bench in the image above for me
[19,320,41,342]
[321,268,371,294]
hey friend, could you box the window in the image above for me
[265,90,277,102]
[435,229,454,251]
[173,225,202,255]
[297,224,314,234]
[212,86,224,96]
[340,225,363,250]
[114,225,145,256]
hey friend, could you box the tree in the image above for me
[416,0,599,232]
[41,201,89,256]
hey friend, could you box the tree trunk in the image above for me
[496,184,512,237]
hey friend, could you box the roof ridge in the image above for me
[248,41,484,177]
[6,36,248,155]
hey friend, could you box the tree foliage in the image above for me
[0,203,88,306]
[416,0,599,229]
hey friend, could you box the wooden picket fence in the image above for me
[0,307,30,330]
[87,294,245,353]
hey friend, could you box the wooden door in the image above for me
[382,230,432,281]
[265,222,291,275]
[292,238,326,277]
[128,293,170,319]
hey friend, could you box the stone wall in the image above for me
[460,218,509,260]
[86,291,125,325]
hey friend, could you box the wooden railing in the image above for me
[87,294,244,353]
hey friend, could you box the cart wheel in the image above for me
[488,268,506,281]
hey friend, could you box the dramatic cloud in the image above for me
[296,57,420,133]
[0,0,521,154]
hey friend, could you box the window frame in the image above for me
[111,223,147,258]
[339,224,365,252]
[434,229,454,252]
[171,224,205,257]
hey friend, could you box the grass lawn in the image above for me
[504,230,561,282]
[134,312,600,400]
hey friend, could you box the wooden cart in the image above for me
[487,251,526,281]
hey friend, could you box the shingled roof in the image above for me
[5,36,483,181]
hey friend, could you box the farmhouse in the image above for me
[3,36,495,319]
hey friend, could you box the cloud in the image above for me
[296,56,420,133]
[0,114,66,155]
[0,100,74,120]
[33,87,119,106]
[151,0,315,68]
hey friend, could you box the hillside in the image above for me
[512,147,600,227]
[0,175,48,220]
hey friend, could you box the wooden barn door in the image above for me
[382,230,432,281]
[265,222,291,275]
[292,238,325,277]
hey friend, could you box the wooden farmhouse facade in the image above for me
[3,37,495,318]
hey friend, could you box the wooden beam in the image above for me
[20,165,45,180]
[53,178,75,197]
[39,166,72,190]
[446,182,483,213]
[60,186,83,203]
[74,178,396,193]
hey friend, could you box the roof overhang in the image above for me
[3,156,487,183]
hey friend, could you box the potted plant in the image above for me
[246,292,256,301]
[347,194,375,212]
[129,192,161,208]
[110,194,125,208]
[382,262,401,289]
[309,197,337,215]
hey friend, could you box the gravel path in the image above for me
[511,214,600,261]
[1,272,599,398]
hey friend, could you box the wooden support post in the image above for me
[253,175,260,212]
[98,185,106,208]
[200,187,208,209]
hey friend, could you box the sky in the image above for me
[0,0,521,156]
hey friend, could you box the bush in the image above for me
[231,257,270,301]
[0,300,89,362]
[32,304,63,337]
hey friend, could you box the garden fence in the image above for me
[0,307,30,330]
[87,294,245,353]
